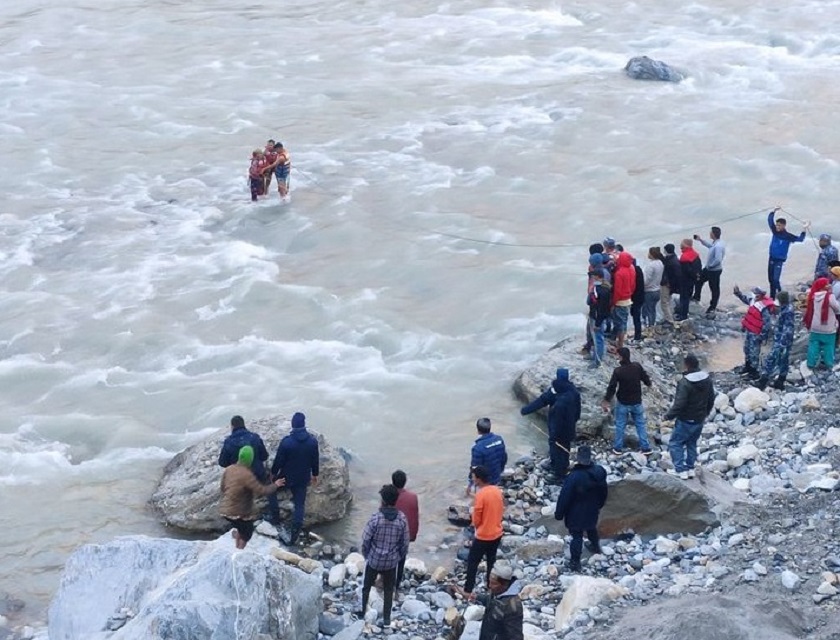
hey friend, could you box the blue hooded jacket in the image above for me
[554,462,608,530]
[768,211,805,261]
[520,368,582,441]
[469,432,508,486]
[271,412,320,488]
[218,426,270,481]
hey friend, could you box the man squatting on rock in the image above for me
[601,347,652,455]
[271,411,319,545]
[665,354,716,480]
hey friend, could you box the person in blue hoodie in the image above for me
[466,418,507,494]
[218,415,280,524]
[520,368,582,483]
[767,207,809,298]
[271,412,320,544]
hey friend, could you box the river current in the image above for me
[1,0,839,620]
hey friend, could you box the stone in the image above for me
[823,427,840,448]
[431,566,449,583]
[48,534,321,640]
[817,582,838,596]
[344,552,365,577]
[328,563,347,587]
[149,416,352,532]
[447,504,472,527]
[733,388,770,414]
[464,604,485,622]
[624,55,684,82]
[297,558,323,574]
[401,598,431,618]
[654,537,680,554]
[554,576,628,630]
[781,570,800,590]
[714,393,730,411]
[727,444,760,468]
[273,548,304,565]
[523,622,551,639]
[800,394,821,412]
[404,558,427,576]
[444,607,460,625]
[319,612,346,636]
[332,620,364,640]
[430,591,455,609]
[733,478,750,491]
[515,539,565,562]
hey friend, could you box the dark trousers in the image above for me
[768,258,785,299]
[361,565,396,624]
[677,281,693,319]
[630,301,643,340]
[550,435,571,479]
[569,528,600,564]
[250,177,263,201]
[254,466,280,522]
[396,555,407,590]
[695,269,722,311]
[464,536,502,593]
[288,484,308,530]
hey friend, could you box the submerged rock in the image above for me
[624,55,684,82]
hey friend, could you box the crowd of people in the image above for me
[247,139,291,202]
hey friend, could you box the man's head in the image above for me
[238,445,254,467]
[476,417,491,434]
[470,465,490,486]
[820,233,832,248]
[711,226,722,240]
[556,368,569,382]
[488,562,514,594]
[603,237,616,251]
[391,469,407,489]
[576,445,593,466]
[273,142,284,150]
[831,266,840,281]
[775,217,787,232]
[231,415,245,431]
[379,484,399,507]
[680,238,693,250]
[648,246,663,261]
[617,347,631,364]
[266,138,275,148]
[777,291,790,306]
[589,253,605,269]
[683,353,700,373]
[751,286,767,299]
[252,149,264,157]
[664,243,675,255]
[292,412,306,429]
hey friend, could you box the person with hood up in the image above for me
[466,418,507,492]
[767,207,809,298]
[271,412,320,545]
[554,446,608,572]
[358,484,409,628]
[220,445,285,549]
[473,562,524,640]
[665,354,715,480]
[219,415,279,524]
[611,252,636,350]
[675,239,701,321]
[733,285,775,380]
[660,243,681,325]
[804,277,840,369]
[815,234,839,280]
[520,368,582,482]
[757,291,795,391]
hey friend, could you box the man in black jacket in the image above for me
[665,354,715,480]
[554,446,608,572]
[660,244,681,325]
[601,347,652,455]
[475,562,523,640]
[271,412,320,544]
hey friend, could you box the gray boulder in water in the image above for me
[624,55,684,82]
[48,534,321,640]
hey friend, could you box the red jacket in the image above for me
[742,297,774,334]
[395,487,419,542]
[612,252,636,304]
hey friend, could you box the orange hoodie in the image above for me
[472,484,504,541]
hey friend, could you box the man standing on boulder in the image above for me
[392,469,419,591]
[664,354,715,480]
[520,368,581,483]
[767,207,809,298]
[219,415,280,524]
[601,347,652,455]
[271,412,319,545]
[554,445,608,573]
[466,418,507,492]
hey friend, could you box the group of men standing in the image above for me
[248,138,291,202]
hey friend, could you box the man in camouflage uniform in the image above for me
[734,285,774,379]
[757,291,795,391]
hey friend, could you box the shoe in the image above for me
[585,541,602,554]
[771,375,786,390]
[666,468,680,477]
[579,345,591,354]
[687,469,696,479]
[612,448,623,455]
[705,307,716,315]
[691,297,701,303]
[588,362,601,369]
[569,559,582,572]
[756,375,769,391]
[679,471,690,480]
[640,448,653,456]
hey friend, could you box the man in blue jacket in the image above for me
[520,368,582,483]
[767,207,809,298]
[554,446,608,572]
[271,412,320,544]
[466,418,507,494]
[218,415,279,524]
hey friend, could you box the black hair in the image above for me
[615,243,624,252]
[776,217,787,225]
[471,465,490,483]
[617,347,631,364]
[391,469,407,489]
[711,226,721,239]
[476,417,491,433]
[589,243,604,255]
[684,354,700,372]
[231,415,245,430]
[664,243,675,254]
[379,484,399,506]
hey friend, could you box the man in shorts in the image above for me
[267,142,291,201]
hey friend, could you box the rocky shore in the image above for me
[10,296,840,640]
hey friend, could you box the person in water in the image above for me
[219,445,285,549]
[263,138,278,194]
[248,149,267,201]
[266,142,291,201]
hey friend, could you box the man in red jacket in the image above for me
[392,469,419,591]
[676,239,702,321]
[611,252,636,350]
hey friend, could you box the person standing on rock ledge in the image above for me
[219,415,280,524]
[520,368,581,483]
[767,207,809,299]
[601,347,653,455]
[271,412,319,545]
[220,445,285,549]
[392,469,419,592]
[554,445,608,573]
[664,354,715,480]
[466,418,507,492]
[460,465,504,598]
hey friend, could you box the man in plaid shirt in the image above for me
[358,484,410,627]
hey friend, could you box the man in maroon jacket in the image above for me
[392,469,419,591]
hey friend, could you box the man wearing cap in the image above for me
[473,562,524,640]
[815,234,838,280]
[462,465,504,596]
[271,412,320,545]
[554,446,608,572]
[757,290,794,391]
[466,418,507,493]
[767,207,809,298]
[733,285,775,380]
[520,368,582,482]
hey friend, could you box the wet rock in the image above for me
[624,56,684,82]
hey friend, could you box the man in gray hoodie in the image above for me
[693,226,726,316]
[665,354,715,480]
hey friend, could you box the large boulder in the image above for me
[48,534,321,640]
[624,56,684,82]
[150,415,352,532]
[513,338,676,443]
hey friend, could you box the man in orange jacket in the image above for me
[460,465,504,596]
